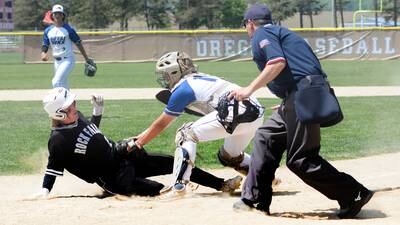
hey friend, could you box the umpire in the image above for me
[230,4,373,219]
[31,88,241,199]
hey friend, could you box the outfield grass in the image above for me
[1,96,399,175]
[0,60,400,89]
[0,52,24,65]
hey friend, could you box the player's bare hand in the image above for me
[41,52,49,61]
[228,87,253,101]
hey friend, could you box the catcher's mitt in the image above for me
[114,139,141,157]
[84,58,97,77]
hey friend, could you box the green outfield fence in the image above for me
[1,27,400,64]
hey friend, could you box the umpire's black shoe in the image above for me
[255,202,271,215]
[337,189,374,219]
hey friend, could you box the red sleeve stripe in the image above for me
[266,57,286,65]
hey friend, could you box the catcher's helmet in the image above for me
[43,87,76,121]
[155,51,197,89]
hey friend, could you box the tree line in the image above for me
[14,0,398,31]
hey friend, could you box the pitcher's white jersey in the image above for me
[42,24,81,58]
[42,24,81,89]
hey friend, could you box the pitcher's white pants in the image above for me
[52,57,75,89]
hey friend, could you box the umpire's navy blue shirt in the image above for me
[252,24,325,98]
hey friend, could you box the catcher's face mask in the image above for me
[155,70,174,89]
[217,92,263,134]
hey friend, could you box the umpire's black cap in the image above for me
[244,4,272,22]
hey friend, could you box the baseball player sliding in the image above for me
[29,88,241,199]
[41,4,96,89]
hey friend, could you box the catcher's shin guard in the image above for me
[172,147,193,184]
[217,146,249,175]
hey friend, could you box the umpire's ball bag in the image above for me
[294,75,343,127]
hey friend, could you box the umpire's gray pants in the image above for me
[241,91,366,206]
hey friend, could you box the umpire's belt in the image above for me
[55,56,67,61]
[283,75,328,97]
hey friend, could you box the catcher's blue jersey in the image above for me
[165,73,261,117]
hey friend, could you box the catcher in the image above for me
[41,4,96,89]
[30,87,242,199]
[133,51,265,194]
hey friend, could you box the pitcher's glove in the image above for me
[84,58,97,77]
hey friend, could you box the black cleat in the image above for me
[255,202,271,215]
[337,189,374,219]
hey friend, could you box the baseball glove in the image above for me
[42,10,54,25]
[84,58,97,77]
[114,140,136,156]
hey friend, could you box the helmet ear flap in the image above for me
[57,109,67,120]
[50,109,67,121]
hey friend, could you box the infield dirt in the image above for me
[0,152,399,225]
[1,87,399,224]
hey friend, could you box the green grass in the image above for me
[1,96,399,175]
[1,60,400,175]
[0,60,400,89]
[0,52,24,64]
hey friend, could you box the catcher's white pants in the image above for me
[52,57,75,89]
[181,111,264,181]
